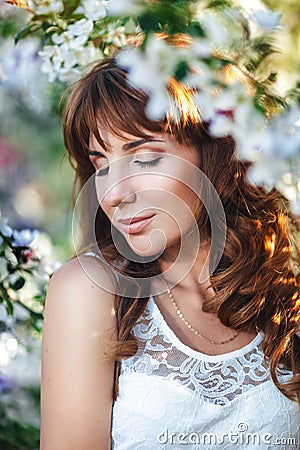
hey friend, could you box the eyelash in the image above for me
[95,157,162,177]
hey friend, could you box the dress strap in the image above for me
[81,251,104,261]
[81,251,120,283]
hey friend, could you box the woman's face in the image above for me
[88,129,201,258]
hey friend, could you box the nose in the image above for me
[100,172,137,208]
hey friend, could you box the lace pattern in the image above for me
[82,253,299,448]
[121,297,292,406]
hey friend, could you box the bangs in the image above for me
[87,64,166,152]
[63,58,204,166]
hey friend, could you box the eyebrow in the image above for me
[88,138,165,157]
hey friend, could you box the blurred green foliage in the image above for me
[0,387,40,450]
[264,0,300,93]
[0,85,74,262]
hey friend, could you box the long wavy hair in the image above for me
[62,57,300,404]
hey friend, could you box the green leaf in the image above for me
[10,277,25,291]
[263,72,277,84]
[208,57,230,70]
[124,17,139,34]
[29,318,44,333]
[186,22,206,38]
[138,0,195,35]
[15,23,41,44]
[285,86,300,104]
[0,418,40,449]
[0,286,7,304]
[5,298,14,316]
[31,14,53,21]
[62,0,81,17]
[0,19,18,38]
[206,0,233,8]
[174,60,190,81]
[138,13,161,33]
[41,21,57,32]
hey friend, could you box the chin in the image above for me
[125,232,167,260]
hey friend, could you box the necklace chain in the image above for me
[159,277,240,345]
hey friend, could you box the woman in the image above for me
[40,57,300,449]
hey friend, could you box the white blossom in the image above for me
[68,18,94,37]
[229,103,300,215]
[52,19,93,50]
[12,229,38,247]
[235,123,272,164]
[252,9,282,29]
[194,90,217,121]
[238,1,282,37]
[38,18,104,82]
[4,0,299,213]
[28,0,64,14]
[201,82,258,138]
[116,37,182,119]
[191,39,213,59]
[145,89,171,120]
[198,11,228,46]
[83,0,108,21]
[4,247,18,267]
[0,332,18,366]
[247,157,287,191]
[0,38,49,113]
[51,33,65,46]
[39,37,103,83]
[213,82,250,112]
[0,214,13,238]
[107,0,145,16]
[209,113,234,137]
[7,272,21,286]
[39,45,60,82]
[182,60,213,91]
[290,195,300,215]
[268,106,300,158]
[248,158,300,216]
[0,257,8,282]
[106,24,128,47]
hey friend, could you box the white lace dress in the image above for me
[111,296,300,449]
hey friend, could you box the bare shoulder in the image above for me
[51,253,116,295]
[46,254,117,324]
[40,254,117,450]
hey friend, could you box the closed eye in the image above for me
[133,157,163,169]
[95,157,163,177]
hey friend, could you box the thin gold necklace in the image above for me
[159,277,240,345]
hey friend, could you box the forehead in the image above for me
[89,127,166,150]
[88,128,200,168]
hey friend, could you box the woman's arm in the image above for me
[40,256,117,450]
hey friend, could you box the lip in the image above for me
[118,214,155,234]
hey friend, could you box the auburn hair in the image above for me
[62,57,300,404]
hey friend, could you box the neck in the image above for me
[158,230,213,299]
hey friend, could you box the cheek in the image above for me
[100,202,112,219]
[95,187,115,222]
[140,179,199,243]
[95,186,110,215]
[153,177,199,215]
